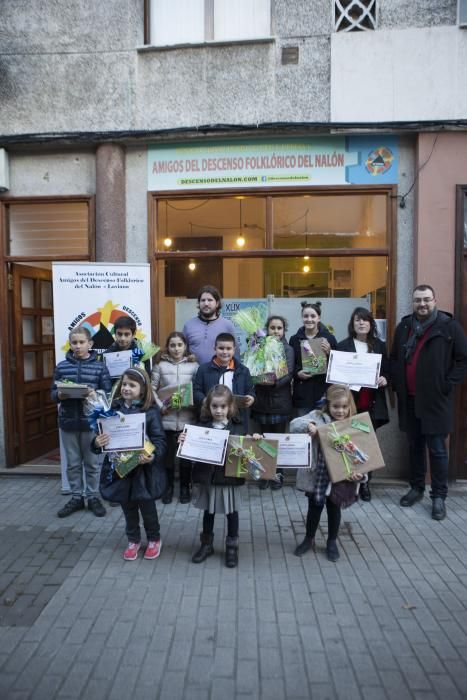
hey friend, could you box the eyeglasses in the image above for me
[413,297,435,304]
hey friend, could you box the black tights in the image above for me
[305,497,341,541]
[202,510,239,538]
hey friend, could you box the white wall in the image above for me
[331,26,467,122]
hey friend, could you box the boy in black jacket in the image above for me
[193,333,255,431]
[52,326,112,518]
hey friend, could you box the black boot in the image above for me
[359,481,371,502]
[192,533,214,563]
[225,536,239,568]
[294,536,315,557]
[179,463,192,503]
[162,486,173,504]
[179,484,191,504]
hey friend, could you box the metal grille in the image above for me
[334,0,377,32]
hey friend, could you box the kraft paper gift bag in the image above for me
[225,436,279,481]
[317,412,385,483]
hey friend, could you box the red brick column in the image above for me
[96,143,126,262]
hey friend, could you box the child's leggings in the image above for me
[121,500,160,543]
[305,496,341,540]
[202,510,239,538]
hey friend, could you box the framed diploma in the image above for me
[263,433,311,468]
[98,412,146,452]
[177,425,230,466]
[103,349,133,378]
[326,350,381,389]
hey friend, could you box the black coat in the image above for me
[193,357,255,431]
[251,340,294,417]
[289,325,337,409]
[190,419,245,487]
[336,336,390,426]
[390,311,467,434]
[97,401,167,503]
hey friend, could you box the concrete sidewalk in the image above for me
[0,476,466,700]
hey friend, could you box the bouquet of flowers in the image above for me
[232,307,288,384]
[83,390,116,431]
[132,341,160,366]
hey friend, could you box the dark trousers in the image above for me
[202,510,239,538]
[305,497,341,540]
[121,500,160,543]
[406,397,448,499]
[165,430,192,489]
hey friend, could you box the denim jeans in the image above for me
[121,500,160,543]
[406,397,448,499]
[60,429,100,498]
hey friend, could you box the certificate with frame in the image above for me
[263,433,311,468]
[98,412,146,452]
[177,425,230,466]
[326,350,381,389]
[103,349,133,378]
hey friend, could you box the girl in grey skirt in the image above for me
[179,385,245,568]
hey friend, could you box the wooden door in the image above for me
[11,264,58,463]
[452,187,467,479]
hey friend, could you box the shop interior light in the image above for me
[164,237,172,247]
[188,261,196,271]
[303,255,309,260]
[303,265,310,273]
[236,236,246,247]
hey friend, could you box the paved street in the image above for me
[0,475,466,700]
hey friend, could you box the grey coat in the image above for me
[289,410,331,492]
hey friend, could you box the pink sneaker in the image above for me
[144,540,162,560]
[123,542,141,561]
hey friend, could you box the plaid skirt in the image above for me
[306,450,330,507]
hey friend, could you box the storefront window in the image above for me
[152,190,391,344]
[156,197,266,252]
[273,194,387,250]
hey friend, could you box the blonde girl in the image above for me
[290,384,364,562]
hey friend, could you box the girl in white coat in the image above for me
[151,332,199,504]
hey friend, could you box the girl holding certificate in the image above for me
[151,332,199,505]
[289,301,337,416]
[94,368,167,561]
[178,385,245,569]
[337,307,389,501]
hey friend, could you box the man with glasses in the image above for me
[390,284,467,520]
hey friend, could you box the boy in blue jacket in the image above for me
[52,326,112,518]
[193,333,255,431]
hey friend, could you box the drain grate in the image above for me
[0,527,90,627]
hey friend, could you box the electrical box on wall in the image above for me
[459,0,467,27]
[0,149,10,192]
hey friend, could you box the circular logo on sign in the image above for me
[365,147,393,176]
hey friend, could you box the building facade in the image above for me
[0,0,466,476]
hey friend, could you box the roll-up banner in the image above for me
[52,263,151,491]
